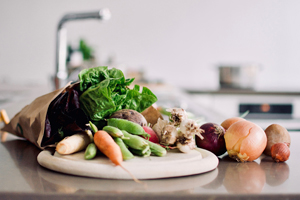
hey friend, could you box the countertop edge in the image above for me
[1,192,300,200]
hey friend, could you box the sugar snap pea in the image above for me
[103,126,124,138]
[114,137,134,160]
[84,143,97,160]
[121,130,150,154]
[143,139,167,157]
[107,118,150,138]
[130,148,151,157]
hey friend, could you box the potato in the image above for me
[263,124,291,156]
[109,109,147,127]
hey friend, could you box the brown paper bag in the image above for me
[1,80,161,150]
[1,83,71,149]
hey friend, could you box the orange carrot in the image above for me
[94,130,142,184]
[94,130,123,165]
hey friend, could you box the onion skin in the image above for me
[271,143,290,162]
[221,117,246,131]
[224,120,267,162]
[196,123,226,156]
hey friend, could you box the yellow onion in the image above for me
[221,117,246,131]
[224,120,267,162]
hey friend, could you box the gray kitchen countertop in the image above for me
[0,130,299,200]
[1,85,300,200]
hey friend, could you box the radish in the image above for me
[142,126,160,144]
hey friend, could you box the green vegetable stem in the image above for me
[84,143,97,160]
[114,137,135,160]
[121,130,150,154]
[89,121,98,133]
[107,118,150,138]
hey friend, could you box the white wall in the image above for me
[1,0,300,91]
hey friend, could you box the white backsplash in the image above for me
[1,0,300,91]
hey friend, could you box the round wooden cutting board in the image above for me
[37,148,219,180]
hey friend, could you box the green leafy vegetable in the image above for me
[78,66,157,121]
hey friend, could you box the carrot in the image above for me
[94,130,142,184]
[94,130,123,165]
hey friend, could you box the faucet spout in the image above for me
[54,8,111,90]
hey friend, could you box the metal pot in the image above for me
[219,64,260,90]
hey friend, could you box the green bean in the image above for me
[107,118,150,138]
[84,143,97,160]
[121,130,150,154]
[114,137,135,160]
[103,126,124,138]
[130,148,151,157]
[143,139,167,157]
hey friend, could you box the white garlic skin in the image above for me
[177,139,196,153]
[176,135,196,153]
[160,125,178,146]
[180,119,204,140]
[152,118,169,141]
[166,108,188,126]
[177,143,191,153]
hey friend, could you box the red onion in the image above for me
[196,122,226,156]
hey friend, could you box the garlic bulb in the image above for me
[153,107,204,154]
[152,118,169,141]
[180,119,204,140]
[166,108,188,126]
[177,136,196,153]
[160,125,178,146]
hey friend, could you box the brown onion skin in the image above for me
[271,143,290,162]
[221,117,246,131]
[196,123,226,156]
[225,120,267,162]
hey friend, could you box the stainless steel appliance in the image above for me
[187,89,300,131]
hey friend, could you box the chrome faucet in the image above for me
[54,9,111,90]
